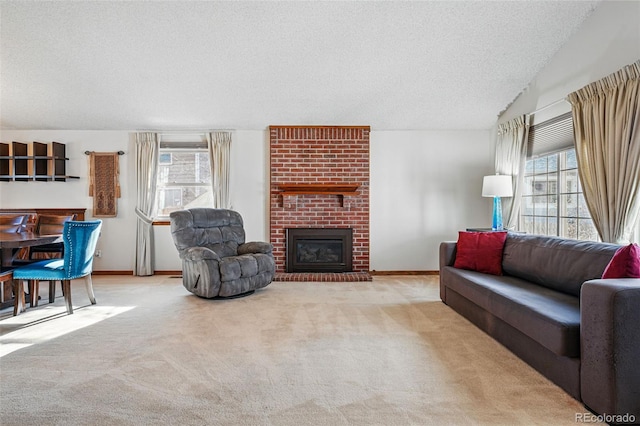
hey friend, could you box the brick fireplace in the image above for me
[269,125,371,281]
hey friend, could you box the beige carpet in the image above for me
[0,275,599,425]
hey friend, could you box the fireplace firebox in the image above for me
[286,228,353,273]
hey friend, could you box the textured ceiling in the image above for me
[0,1,600,131]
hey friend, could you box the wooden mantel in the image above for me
[277,184,359,197]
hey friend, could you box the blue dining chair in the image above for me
[13,220,102,315]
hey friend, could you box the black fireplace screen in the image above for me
[286,228,352,273]
[297,240,342,263]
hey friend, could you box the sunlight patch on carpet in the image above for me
[0,305,135,358]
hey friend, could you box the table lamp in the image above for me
[482,174,513,231]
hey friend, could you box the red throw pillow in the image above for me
[602,243,640,279]
[453,231,508,276]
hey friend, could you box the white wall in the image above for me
[1,128,492,272]
[370,130,493,271]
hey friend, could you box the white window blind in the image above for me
[159,141,208,150]
[527,112,574,157]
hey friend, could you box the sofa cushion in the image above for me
[453,231,507,275]
[602,243,640,279]
[441,265,581,357]
[502,233,619,297]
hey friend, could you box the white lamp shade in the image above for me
[482,175,513,197]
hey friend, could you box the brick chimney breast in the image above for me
[269,126,370,274]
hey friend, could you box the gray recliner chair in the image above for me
[169,208,275,298]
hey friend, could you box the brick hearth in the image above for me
[274,272,372,282]
[269,125,370,281]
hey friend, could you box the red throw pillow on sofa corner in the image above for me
[602,243,640,279]
[453,231,508,276]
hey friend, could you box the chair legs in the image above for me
[49,280,56,303]
[62,276,96,315]
[29,280,61,305]
[13,279,50,313]
[62,280,72,314]
[27,280,52,307]
[29,280,39,307]
[84,275,96,305]
[12,278,25,316]
[13,276,96,315]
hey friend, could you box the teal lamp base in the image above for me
[492,196,504,231]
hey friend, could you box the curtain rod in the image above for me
[136,130,234,133]
[84,150,125,155]
[528,98,569,116]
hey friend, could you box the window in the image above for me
[520,149,598,241]
[154,139,212,218]
[518,112,598,241]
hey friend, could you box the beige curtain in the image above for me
[206,131,232,209]
[134,132,159,276]
[494,115,530,230]
[568,60,640,244]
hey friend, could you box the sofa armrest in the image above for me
[580,278,640,418]
[183,246,221,261]
[238,242,273,255]
[439,241,457,269]
[439,241,457,303]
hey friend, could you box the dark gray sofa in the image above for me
[440,233,640,420]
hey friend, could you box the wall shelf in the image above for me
[277,184,360,209]
[277,184,360,197]
[0,175,79,180]
[0,141,78,182]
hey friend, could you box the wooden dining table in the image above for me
[0,232,63,309]
[0,232,63,267]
